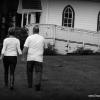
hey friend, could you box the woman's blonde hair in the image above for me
[8,27,15,36]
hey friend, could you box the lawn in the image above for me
[0,55,100,100]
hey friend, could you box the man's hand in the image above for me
[21,46,28,62]
[0,55,3,60]
[21,54,27,62]
[0,56,2,60]
[21,57,26,62]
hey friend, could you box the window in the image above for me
[97,11,100,31]
[62,5,75,28]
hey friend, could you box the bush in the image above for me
[0,43,3,53]
[44,43,57,56]
[72,47,93,55]
[0,27,28,52]
[14,27,28,50]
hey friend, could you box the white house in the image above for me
[17,0,100,54]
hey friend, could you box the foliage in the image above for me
[0,27,28,52]
[72,47,93,55]
[0,43,3,53]
[14,27,28,50]
[44,43,57,56]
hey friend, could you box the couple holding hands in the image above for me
[0,25,45,91]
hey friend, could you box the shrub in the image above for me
[0,43,3,53]
[72,47,93,55]
[0,27,28,52]
[44,43,57,56]
[14,27,28,50]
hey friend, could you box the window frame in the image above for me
[97,11,100,31]
[62,5,75,28]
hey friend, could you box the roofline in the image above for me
[17,0,42,14]
[17,9,42,14]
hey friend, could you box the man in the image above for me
[22,25,45,91]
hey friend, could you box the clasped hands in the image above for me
[0,54,26,62]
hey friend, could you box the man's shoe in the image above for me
[28,85,32,88]
[10,86,14,90]
[35,84,41,91]
[5,83,8,87]
[10,82,14,90]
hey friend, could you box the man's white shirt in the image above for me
[24,34,45,62]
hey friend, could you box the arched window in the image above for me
[97,11,100,31]
[62,5,75,28]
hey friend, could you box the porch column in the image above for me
[26,13,29,25]
[12,16,16,27]
[30,12,36,24]
[46,0,48,24]
[21,13,24,27]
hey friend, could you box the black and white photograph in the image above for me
[0,0,100,100]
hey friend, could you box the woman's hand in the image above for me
[21,57,26,62]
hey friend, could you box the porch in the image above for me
[26,24,100,55]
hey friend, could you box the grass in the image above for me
[0,55,100,100]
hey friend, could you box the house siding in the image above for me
[40,0,48,24]
[74,2,100,31]
[26,0,100,55]
[40,0,100,31]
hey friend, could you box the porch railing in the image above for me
[26,23,100,54]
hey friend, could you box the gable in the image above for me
[22,0,42,10]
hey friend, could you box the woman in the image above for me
[0,27,22,90]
